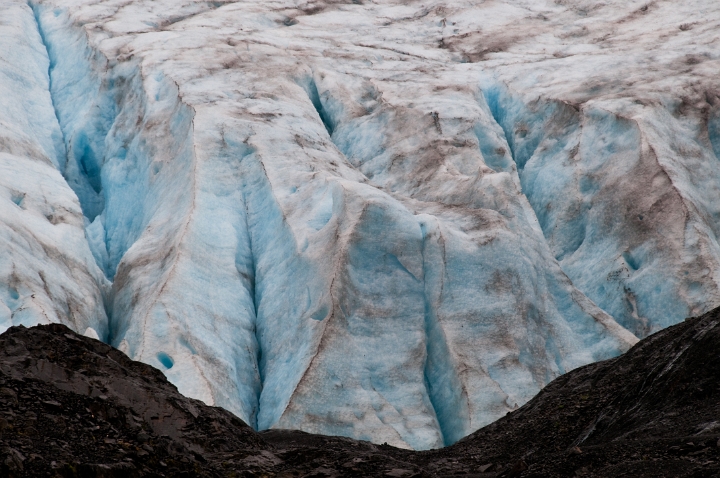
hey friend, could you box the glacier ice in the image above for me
[2,0,719,450]
[0,0,107,338]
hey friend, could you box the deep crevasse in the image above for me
[4,0,720,451]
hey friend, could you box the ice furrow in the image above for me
[302,76,336,136]
[29,2,67,174]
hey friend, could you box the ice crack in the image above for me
[29,1,67,174]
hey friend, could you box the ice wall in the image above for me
[0,1,107,338]
[296,71,636,444]
[4,0,718,451]
[481,81,720,337]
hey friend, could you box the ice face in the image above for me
[2,0,718,449]
[478,81,720,338]
[0,1,107,338]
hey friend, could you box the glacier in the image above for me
[1,0,719,449]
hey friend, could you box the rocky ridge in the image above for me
[2,306,720,477]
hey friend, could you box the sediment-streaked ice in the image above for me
[2,0,719,449]
[0,0,107,338]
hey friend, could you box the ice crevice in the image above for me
[27,1,117,344]
[302,75,337,136]
[22,1,264,428]
[28,2,67,174]
[298,73,456,444]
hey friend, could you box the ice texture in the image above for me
[0,1,107,338]
[2,0,719,449]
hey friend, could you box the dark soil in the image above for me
[2,307,720,477]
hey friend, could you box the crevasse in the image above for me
[29,2,263,426]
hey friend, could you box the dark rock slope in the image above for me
[0,323,428,478]
[3,307,720,477]
[402,306,720,477]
